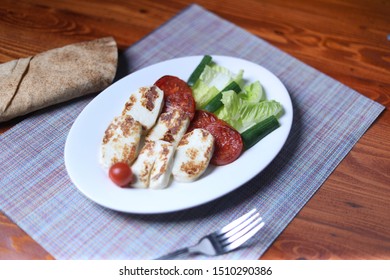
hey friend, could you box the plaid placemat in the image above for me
[0,4,385,260]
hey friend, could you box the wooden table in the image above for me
[0,0,389,260]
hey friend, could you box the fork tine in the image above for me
[217,208,257,234]
[223,218,265,251]
[220,213,261,239]
[223,216,264,244]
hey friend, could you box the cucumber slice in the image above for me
[241,115,280,150]
[187,55,212,87]
[203,81,241,112]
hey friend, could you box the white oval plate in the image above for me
[64,55,293,214]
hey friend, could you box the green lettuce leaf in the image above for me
[238,81,264,103]
[216,90,283,133]
[191,64,243,109]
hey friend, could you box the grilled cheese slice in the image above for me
[131,140,158,188]
[146,108,190,146]
[122,85,164,133]
[100,115,142,168]
[172,128,214,182]
[149,141,175,189]
[131,140,175,189]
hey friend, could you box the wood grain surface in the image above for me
[0,0,389,260]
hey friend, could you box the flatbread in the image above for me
[0,37,118,122]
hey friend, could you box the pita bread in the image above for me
[0,37,118,122]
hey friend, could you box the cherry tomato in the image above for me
[109,162,133,187]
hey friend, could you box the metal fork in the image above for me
[155,208,265,260]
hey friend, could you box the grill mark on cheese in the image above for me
[200,129,211,140]
[120,115,139,137]
[161,143,171,157]
[159,109,188,135]
[102,115,138,144]
[130,140,156,188]
[139,165,150,185]
[146,108,190,146]
[102,122,116,144]
[160,132,174,143]
[178,133,190,146]
[186,147,198,160]
[122,95,136,115]
[204,144,213,159]
[140,85,159,111]
[122,144,137,164]
[143,141,156,157]
[180,161,203,176]
[151,143,170,181]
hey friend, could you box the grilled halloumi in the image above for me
[122,85,164,133]
[100,115,142,168]
[131,140,159,188]
[172,128,214,182]
[146,108,190,146]
[149,141,175,189]
[131,140,175,189]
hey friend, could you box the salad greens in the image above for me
[191,64,243,108]
[189,55,283,133]
[217,90,282,133]
[203,81,241,113]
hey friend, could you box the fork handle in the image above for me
[155,248,189,260]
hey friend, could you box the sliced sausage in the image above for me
[154,75,196,120]
[187,110,219,132]
[205,122,243,166]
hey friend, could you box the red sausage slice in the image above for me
[187,110,219,132]
[154,75,196,120]
[205,122,243,166]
